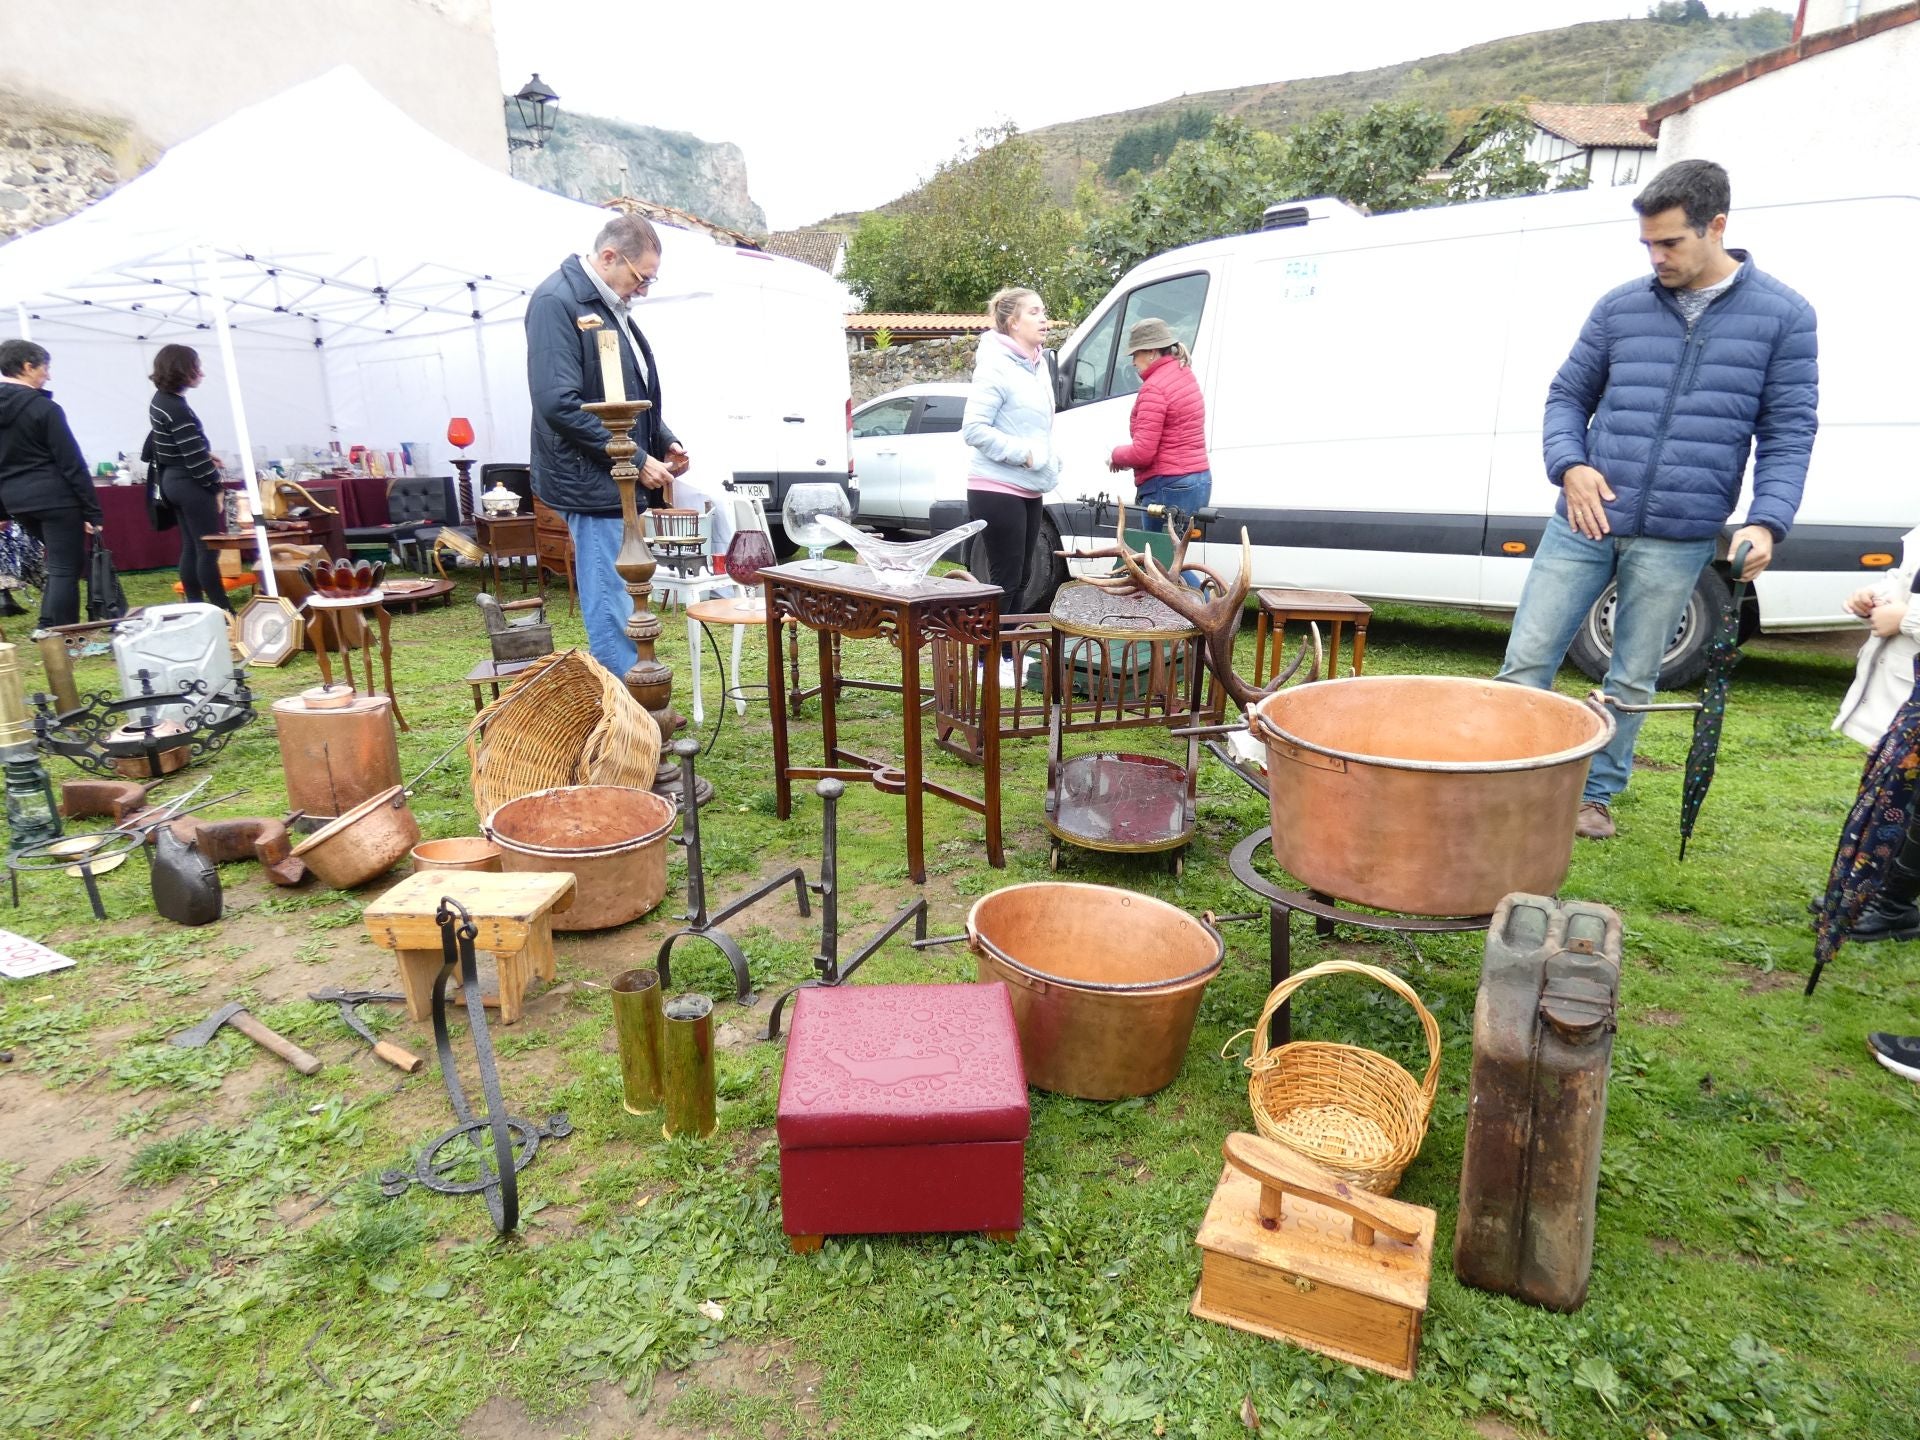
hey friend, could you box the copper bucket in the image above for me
[966,882,1223,1100]
[484,785,676,931]
[1250,677,1614,917]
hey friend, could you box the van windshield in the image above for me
[1065,272,1209,405]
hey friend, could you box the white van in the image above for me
[1004,186,1918,686]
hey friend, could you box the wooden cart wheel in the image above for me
[1048,843,1061,872]
[1171,850,1185,878]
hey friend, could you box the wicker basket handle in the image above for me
[1248,958,1442,1110]
[1222,1132,1423,1246]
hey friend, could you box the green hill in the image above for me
[1016,13,1790,204]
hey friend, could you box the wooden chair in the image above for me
[644,505,729,612]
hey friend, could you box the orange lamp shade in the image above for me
[446,417,476,449]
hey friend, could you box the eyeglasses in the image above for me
[620,253,658,292]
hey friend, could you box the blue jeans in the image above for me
[1137,471,1212,587]
[565,511,637,678]
[1497,513,1714,805]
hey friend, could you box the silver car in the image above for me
[849,383,972,535]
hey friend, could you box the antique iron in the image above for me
[378,898,569,1234]
[761,775,929,1042]
[656,740,813,1006]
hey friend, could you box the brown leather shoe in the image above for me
[1575,801,1615,841]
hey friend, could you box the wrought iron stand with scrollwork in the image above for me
[31,674,255,778]
[764,561,1003,884]
[378,897,569,1234]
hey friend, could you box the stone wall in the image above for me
[849,337,979,404]
[0,107,120,242]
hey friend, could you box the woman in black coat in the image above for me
[0,339,101,628]
[148,344,231,612]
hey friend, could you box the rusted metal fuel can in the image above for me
[1454,893,1622,1312]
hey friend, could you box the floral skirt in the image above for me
[1812,672,1920,967]
[0,522,47,591]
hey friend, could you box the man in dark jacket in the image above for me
[1497,160,1818,841]
[526,214,687,679]
[0,339,102,628]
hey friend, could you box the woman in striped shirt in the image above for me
[147,344,231,612]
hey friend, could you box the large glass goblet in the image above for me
[781,483,852,573]
[724,526,777,613]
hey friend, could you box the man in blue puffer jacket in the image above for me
[1498,160,1818,841]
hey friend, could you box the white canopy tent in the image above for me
[0,66,768,589]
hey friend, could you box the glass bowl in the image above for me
[814,516,985,590]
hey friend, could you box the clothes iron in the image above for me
[1191,1132,1434,1380]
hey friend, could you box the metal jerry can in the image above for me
[1453,893,1622,1312]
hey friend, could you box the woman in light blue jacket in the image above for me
[963,288,1060,656]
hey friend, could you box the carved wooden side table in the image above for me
[764,562,1003,884]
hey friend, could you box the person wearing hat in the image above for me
[1107,316,1210,562]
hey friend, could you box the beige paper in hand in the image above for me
[598,330,625,404]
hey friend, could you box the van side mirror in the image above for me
[1050,349,1071,409]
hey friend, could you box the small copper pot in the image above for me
[410,836,503,873]
[291,785,420,889]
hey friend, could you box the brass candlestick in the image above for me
[581,399,708,807]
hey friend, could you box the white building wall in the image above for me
[1524,130,1650,186]
[1655,24,1920,191]
[1802,0,1910,34]
[0,0,507,171]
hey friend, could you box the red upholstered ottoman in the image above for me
[777,982,1029,1251]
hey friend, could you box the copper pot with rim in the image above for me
[1250,676,1614,917]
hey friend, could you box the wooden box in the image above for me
[777,983,1028,1250]
[1192,1133,1434,1380]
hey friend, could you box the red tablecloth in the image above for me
[95,483,179,572]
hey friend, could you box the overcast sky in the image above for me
[491,1,1738,229]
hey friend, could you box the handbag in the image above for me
[86,538,129,622]
[141,432,177,532]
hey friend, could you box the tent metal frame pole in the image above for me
[196,244,278,597]
[470,282,497,463]
[13,305,30,341]
[311,319,340,453]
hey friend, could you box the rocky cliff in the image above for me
[512,109,765,235]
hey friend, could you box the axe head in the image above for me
[170,1000,246,1049]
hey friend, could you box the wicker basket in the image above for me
[1242,959,1440,1196]
[468,648,662,817]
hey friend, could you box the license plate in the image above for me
[733,483,771,499]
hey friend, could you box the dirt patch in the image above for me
[461,1339,825,1439]
[1632,756,1680,773]
[1469,1418,1530,1440]
[1640,1009,1685,1027]
[1733,964,1798,993]
[1844,1211,1916,1235]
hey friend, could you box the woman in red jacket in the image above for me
[1107,316,1210,532]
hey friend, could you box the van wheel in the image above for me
[1566,566,1728,692]
[964,513,1068,615]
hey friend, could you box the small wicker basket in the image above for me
[467,648,661,817]
[1241,959,1440,1196]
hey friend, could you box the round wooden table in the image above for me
[685,595,798,726]
[379,578,457,613]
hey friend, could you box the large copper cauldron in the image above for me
[966,882,1223,1099]
[1250,677,1613,917]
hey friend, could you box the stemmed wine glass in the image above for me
[725,526,777,613]
[781,483,853,572]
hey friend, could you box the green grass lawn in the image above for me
[0,558,1914,1440]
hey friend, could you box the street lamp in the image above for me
[506,74,560,153]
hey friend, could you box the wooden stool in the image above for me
[465,657,536,713]
[1253,588,1373,684]
[363,870,576,1025]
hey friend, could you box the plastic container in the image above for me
[484,785,676,931]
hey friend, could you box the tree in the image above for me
[1444,103,1552,203]
[1075,116,1289,298]
[1277,101,1448,214]
[839,124,1082,315]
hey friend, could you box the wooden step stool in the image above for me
[363,870,576,1025]
[777,982,1029,1251]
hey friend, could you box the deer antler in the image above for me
[1076,505,1316,711]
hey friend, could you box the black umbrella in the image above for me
[1676,540,1753,860]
